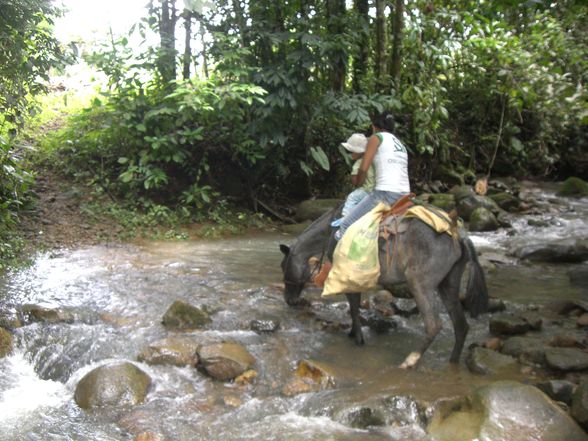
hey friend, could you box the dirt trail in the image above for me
[19,168,123,251]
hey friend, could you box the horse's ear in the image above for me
[279,244,290,256]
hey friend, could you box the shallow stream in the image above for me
[0,182,587,440]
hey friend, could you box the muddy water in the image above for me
[0,182,587,441]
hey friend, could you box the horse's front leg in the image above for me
[345,293,364,345]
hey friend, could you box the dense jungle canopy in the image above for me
[1,0,587,256]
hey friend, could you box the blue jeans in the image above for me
[342,188,369,217]
[338,190,405,236]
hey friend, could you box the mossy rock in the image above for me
[161,300,211,330]
[74,362,151,409]
[469,207,499,232]
[489,192,520,211]
[428,193,456,212]
[558,177,588,198]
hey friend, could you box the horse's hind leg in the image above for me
[346,293,364,345]
[400,280,443,369]
[439,262,469,363]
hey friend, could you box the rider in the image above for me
[334,111,410,240]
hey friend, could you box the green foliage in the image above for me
[0,0,65,133]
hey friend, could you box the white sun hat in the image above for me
[341,133,368,153]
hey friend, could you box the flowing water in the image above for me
[0,182,587,441]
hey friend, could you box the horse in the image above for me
[279,205,488,369]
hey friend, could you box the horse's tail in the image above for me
[461,236,489,318]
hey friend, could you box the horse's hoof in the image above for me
[399,352,421,369]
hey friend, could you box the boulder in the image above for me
[469,207,500,232]
[545,347,588,372]
[489,313,532,336]
[466,347,518,375]
[501,336,546,365]
[21,304,74,324]
[558,177,588,198]
[489,192,521,211]
[450,185,476,203]
[74,362,151,409]
[137,337,200,367]
[456,194,500,221]
[535,380,576,405]
[295,199,342,222]
[197,342,255,381]
[515,240,588,263]
[0,327,13,358]
[572,381,588,430]
[428,193,456,212]
[161,300,211,330]
[427,381,588,441]
[0,309,22,329]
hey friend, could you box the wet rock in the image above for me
[250,317,280,333]
[487,298,507,313]
[466,347,518,375]
[484,337,502,351]
[501,336,546,365]
[515,240,588,263]
[0,309,22,329]
[360,311,397,334]
[295,199,342,222]
[456,194,500,221]
[161,300,211,330]
[135,432,166,441]
[74,362,151,409]
[468,207,500,232]
[535,380,576,405]
[234,369,257,386]
[578,314,588,327]
[21,304,74,324]
[282,359,336,396]
[558,177,588,198]
[0,327,13,358]
[549,334,584,349]
[428,381,588,441]
[572,381,588,430]
[281,377,322,396]
[428,193,456,212]
[137,337,200,367]
[489,192,520,211]
[489,313,532,335]
[569,266,588,288]
[344,407,386,428]
[197,342,255,381]
[545,347,588,372]
[223,394,244,408]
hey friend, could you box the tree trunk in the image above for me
[326,0,347,93]
[182,10,192,80]
[352,0,369,94]
[390,0,404,86]
[374,0,388,90]
[157,0,178,84]
[231,0,249,48]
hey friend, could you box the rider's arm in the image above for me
[355,134,380,187]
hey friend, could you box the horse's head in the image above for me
[279,244,310,306]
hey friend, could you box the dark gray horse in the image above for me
[279,205,488,368]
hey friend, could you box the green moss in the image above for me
[558,177,588,197]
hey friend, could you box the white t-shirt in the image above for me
[373,132,410,193]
